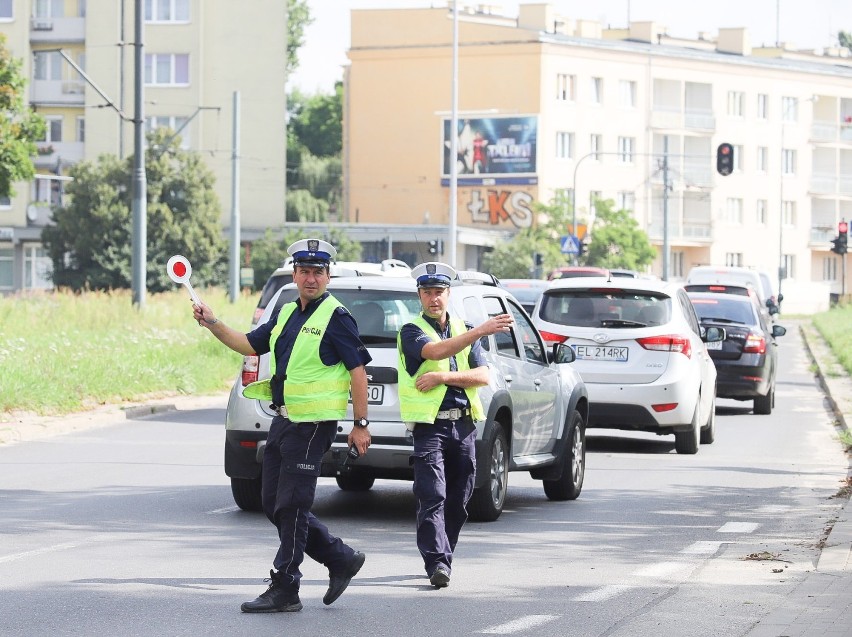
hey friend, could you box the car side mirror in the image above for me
[703,326,726,343]
[772,324,786,337]
[552,342,576,364]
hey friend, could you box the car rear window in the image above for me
[258,273,293,309]
[273,287,421,346]
[689,296,757,326]
[540,290,671,327]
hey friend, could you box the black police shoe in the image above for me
[429,566,450,588]
[323,551,366,605]
[241,570,302,613]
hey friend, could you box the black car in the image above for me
[688,292,786,415]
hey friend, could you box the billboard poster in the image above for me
[441,115,537,184]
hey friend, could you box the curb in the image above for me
[0,393,230,446]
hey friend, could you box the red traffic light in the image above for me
[716,143,734,176]
[839,220,848,235]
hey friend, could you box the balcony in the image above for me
[33,141,84,169]
[29,16,85,43]
[650,108,683,130]
[30,79,85,105]
[647,222,713,241]
[684,110,715,131]
[810,172,837,194]
[810,227,836,245]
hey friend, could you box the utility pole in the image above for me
[662,136,670,281]
[229,91,241,303]
[447,0,459,268]
[131,0,147,307]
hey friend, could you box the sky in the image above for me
[288,0,852,94]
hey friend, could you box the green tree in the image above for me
[289,83,343,158]
[42,129,227,292]
[584,199,656,270]
[0,34,45,197]
[839,30,852,52]
[287,0,313,78]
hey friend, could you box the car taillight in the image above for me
[241,355,259,386]
[540,330,568,344]
[743,333,766,354]
[636,334,692,358]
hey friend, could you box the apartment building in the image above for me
[0,0,287,294]
[344,3,852,310]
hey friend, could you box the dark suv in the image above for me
[224,276,588,521]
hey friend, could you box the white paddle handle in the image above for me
[183,280,202,307]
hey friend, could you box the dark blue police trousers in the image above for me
[410,417,476,576]
[261,417,355,594]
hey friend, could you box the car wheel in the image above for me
[543,410,585,501]
[231,476,263,511]
[335,474,376,491]
[754,386,773,415]
[700,395,716,445]
[675,400,700,455]
[468,425,508,522]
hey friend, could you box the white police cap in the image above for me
[287,238,337,267]
[411,262,457,288]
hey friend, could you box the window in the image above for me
[554,188,573,210]
[619,80,636,107]
[757,93,768,119]
[671,251,684,278]
[33,51,63,81]
[0,0,12,20]
[34,0,64,18]
[555,131,573,159]
[590,134,602,160]
[782,148,797,175]
[147,115,190,147]
[782,200,796,226]
[0,194,10,208]
[144,53,189,85]
[617,137,634,163]
[556,74,575,101]
[782,96,798,121]
[725,253,744,267]
[145,0,190,21]
[0,248,13,289]
[617,191,635,211]
[508,302,545,364]
[727,91,745,117]
[782,254,795,279]
[823,257,838,281]
[590,77,602,104]
[726,198,743,224]
[38,117,62,143]
[483,296,518,357]
[756,199,767,225]
[76,117,85,142]
[24,246,52,290]
[756,146,768,173]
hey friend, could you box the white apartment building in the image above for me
[343,3,852,311]
[0,0,287,295]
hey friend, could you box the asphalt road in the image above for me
[0,324,848,637]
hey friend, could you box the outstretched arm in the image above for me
[193,303,256,356]
[420,313,513,361]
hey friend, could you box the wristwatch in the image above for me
[354,417,369,428]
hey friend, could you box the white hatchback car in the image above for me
[532,276,724,454]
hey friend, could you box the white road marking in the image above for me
[681,541,727,555]
[206,505,241,515]
[572,584,635,602]
[635,561,692,579]
[717,522,759,533]
[479,615,560,634]
[0,541,85,565]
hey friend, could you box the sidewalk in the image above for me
[745,320,852,636]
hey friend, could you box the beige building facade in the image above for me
[0,0,286,294]
[344,3,852,311]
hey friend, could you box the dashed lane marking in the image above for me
[717,522,760,533]
[479,615,560,634]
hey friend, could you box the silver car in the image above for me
[224,276,588,521]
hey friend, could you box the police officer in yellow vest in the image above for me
[193,238,372,613]
[397,262,513,588]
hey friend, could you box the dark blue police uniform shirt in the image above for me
[246,292,372,406]
[399,313,487,412]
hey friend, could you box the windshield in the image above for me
[540,290,671,327]
[273,287,422,346]
[690,296,757,326]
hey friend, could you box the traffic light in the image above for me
[428,240,438,255]
[832,219,848,254]
[716,142,734,176]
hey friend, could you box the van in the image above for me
[686,266,778,315]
